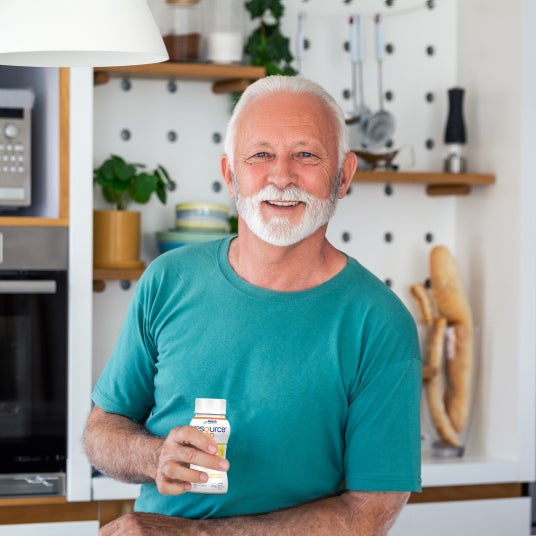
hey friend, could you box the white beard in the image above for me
[233,175,341,247]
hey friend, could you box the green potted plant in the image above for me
[244,0,297,76]
[93,154,175,269]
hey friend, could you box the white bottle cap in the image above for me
[195,398,226,415]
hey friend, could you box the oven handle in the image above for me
[0,280,57,294]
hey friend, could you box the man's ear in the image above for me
[338,151,358,198]
[221,154,236,199]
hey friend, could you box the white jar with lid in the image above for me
[163,0,202,62]
[203,0,244,64]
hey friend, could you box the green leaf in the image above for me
[136,173,158,197]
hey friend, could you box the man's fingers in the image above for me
[169,425,218,454]
[154,425,230,495]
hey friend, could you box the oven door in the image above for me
[0,270,67,476]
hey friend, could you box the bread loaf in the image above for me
[430,246,472,326]
[430,245,474,432]
[410,283,435,326]
[425,317,461,446]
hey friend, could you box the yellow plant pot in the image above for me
[93,210,145,269]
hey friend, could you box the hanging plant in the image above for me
[244,0,297,76]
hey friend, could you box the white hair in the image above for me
[224,75,349,171]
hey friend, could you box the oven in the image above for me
[0,226,68,497]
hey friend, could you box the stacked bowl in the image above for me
[157,202,234,253]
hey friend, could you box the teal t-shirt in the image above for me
[92,237,422,519]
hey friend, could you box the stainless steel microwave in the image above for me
[0,89,34,208]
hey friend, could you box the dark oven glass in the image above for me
[0,270,67,474]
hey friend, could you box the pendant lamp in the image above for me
[0,0,168,67]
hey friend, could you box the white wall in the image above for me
[93,0,460,379]
[88,0,535,517]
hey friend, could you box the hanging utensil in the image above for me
[363,13,395,149]
[345,14,370,149]
[296,11,306,75]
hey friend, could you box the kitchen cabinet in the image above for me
[0,521,99,536]
[0,68,70,227]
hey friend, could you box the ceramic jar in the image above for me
[203,0,244,64]
[163,0,202,62]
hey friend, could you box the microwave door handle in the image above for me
[0,280,57,294]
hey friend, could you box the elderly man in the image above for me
[84,75,421,535]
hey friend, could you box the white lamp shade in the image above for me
[0,0,169,67]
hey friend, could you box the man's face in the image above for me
[223,92,351,247]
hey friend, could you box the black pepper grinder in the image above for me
[443,87,467,173]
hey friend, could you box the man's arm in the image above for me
[100,490,409,536]
[84,407,410,535]
[82,406,229,492]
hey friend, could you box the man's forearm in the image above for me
[206,491,408,536]
[101,491,410,536]
[83,407,163,483]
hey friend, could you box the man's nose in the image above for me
[269,157,296,189]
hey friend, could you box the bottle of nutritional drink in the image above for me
[190,398,230,494]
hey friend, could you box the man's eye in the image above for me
[296,152,320,163]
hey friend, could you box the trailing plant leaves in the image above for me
[243,0,296,76]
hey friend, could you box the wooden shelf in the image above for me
[93,266,146,292]
[94,62,266,94]
[0,217,69,227]
[352,170,495,196]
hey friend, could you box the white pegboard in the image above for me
[93,0,462,378]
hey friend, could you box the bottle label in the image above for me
[190,416,230,494]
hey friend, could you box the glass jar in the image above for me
[163,0,202,62]
[203,0,244,64]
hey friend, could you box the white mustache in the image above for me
[251,185,315,204]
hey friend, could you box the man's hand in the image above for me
[99,512,192,536]
[83,407,229,491]
[156,425,230,494]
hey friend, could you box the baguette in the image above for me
[430,246,474,432]
[410,283,435,326]
[425,317,461,446]
[444,323,474,432]
[430,246,472,326]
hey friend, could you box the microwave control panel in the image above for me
[0,89,34,208]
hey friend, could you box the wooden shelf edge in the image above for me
[94,62,266,93]
[352,170,495,195]
[93,266,146,292]
[0,217,69,227]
